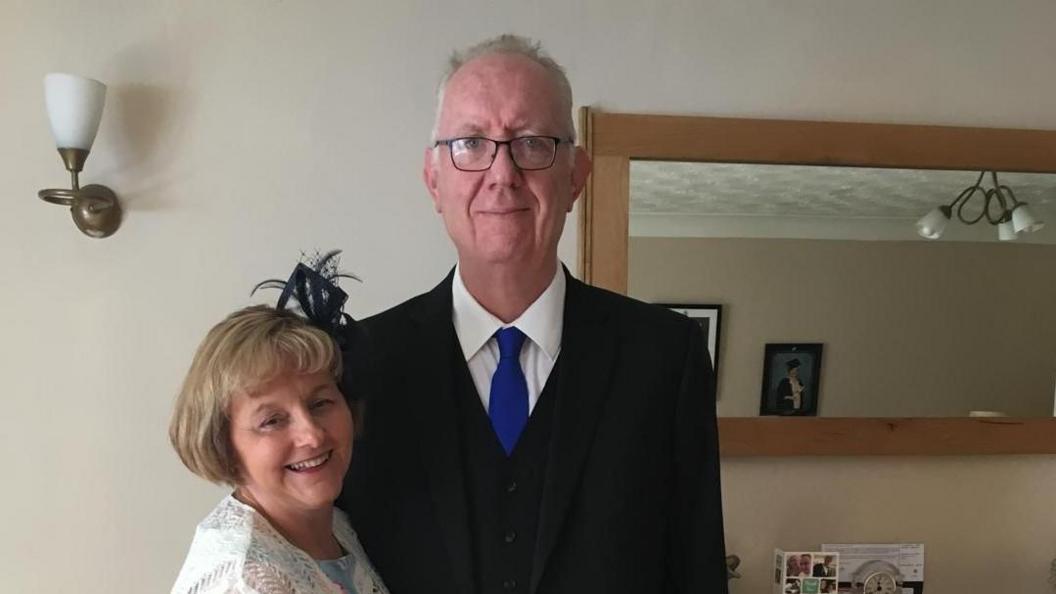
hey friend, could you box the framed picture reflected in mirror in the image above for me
[760,343,823,416]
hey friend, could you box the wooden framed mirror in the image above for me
[577,108,1056,456]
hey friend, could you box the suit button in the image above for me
[506,481,518,493]
[503,578,517,590]
[504,530,517,543]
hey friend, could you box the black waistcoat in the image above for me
[452,349,560,594]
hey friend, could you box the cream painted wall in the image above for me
[3,1,1056,592]
[629,237,1056,418]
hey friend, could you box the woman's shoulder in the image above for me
[178,496,256,558]
[195,494,256,530]
[170,496,252,592]
[171,496,306,594]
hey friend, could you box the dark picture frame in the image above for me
[759,343,823,416]
[659,304,722,396]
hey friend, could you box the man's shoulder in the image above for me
[347,280,449,361]
[351,273,695,348]
[362,290,434,329]
[571,277,692,336]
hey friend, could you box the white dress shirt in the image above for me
[451,263,565,416]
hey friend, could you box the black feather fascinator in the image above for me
[251,249,360,347]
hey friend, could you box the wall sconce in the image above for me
[916,171,1045,241]
[38,73,121,238]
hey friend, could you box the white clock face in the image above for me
[862,571,898,594]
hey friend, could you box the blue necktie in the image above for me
[489,327,529,455]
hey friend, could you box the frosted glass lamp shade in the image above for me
[997,219,1017,241]
[44,73,106,150]
[916,205,951,239]
[1011,204,1044,234]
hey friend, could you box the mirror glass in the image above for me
[628,161,1056,417]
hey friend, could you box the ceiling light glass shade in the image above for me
[1010,204,1045,234]
[997,219,1017,241]
[916,205,951,239]
[43,73,106,150]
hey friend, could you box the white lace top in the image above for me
[171,495,388,594]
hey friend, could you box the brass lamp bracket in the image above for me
[38,148,122,238]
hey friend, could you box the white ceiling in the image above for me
[630,161,1056,217]
[629,162,1056,242]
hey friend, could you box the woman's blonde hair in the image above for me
[169,305,342,485]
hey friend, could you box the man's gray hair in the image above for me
[430,34,575,144]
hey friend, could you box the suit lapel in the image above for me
[529,271,619,594]
[408,271,476,594]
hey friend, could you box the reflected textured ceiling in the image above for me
[630,162,1056,218]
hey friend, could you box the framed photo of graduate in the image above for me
[659,304,722,385]
[759,343,823,416]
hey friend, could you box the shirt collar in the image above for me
[452,263,565,362]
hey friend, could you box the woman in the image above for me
[169,304,387,594]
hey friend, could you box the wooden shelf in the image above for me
[719,417,1056,456]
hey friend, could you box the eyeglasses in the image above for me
[434,136,571,171]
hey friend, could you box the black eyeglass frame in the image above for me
[433,135,574,172]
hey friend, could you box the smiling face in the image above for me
[228,369,353,517]
[424,52,591,272]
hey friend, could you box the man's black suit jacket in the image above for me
[337,269,727,594]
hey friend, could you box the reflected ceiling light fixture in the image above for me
[38,73,122,238]
[916,171,1045,241]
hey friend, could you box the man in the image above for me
[797,554,812,578]
[813,555,836,578]
[339,34,727,594]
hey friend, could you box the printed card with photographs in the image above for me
[774,550,839,594]
[821,543,924,593]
